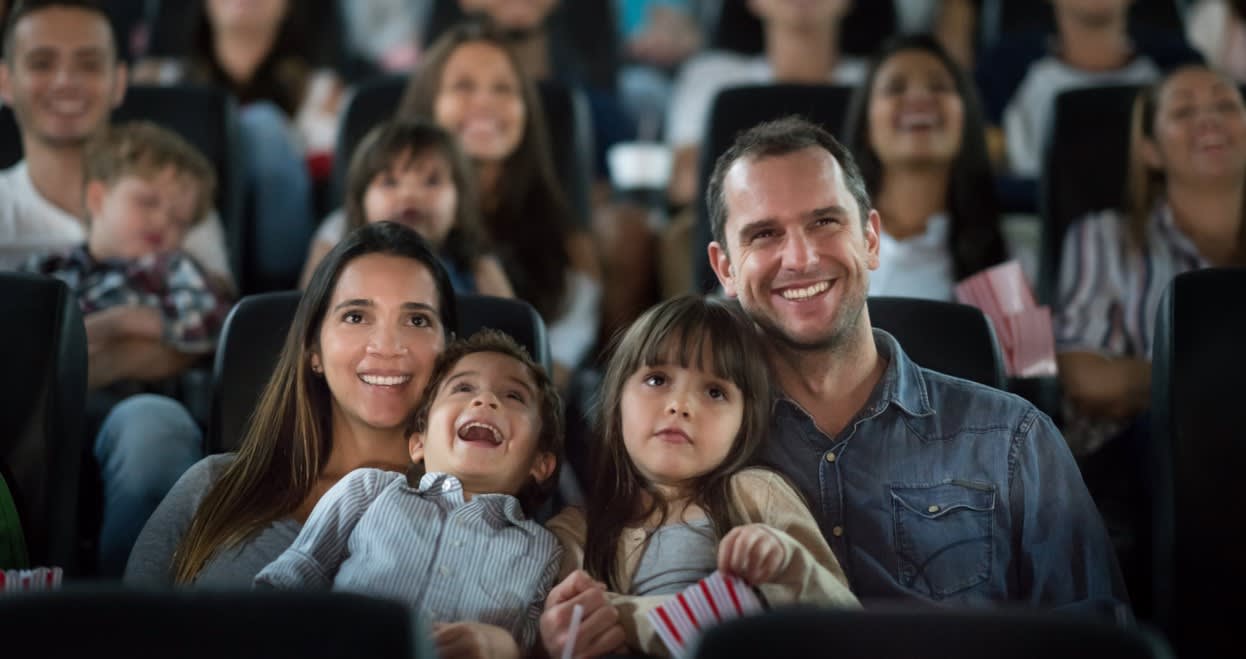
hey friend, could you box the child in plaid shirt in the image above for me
[23,121,232,390]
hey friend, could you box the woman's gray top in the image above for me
[123,454,302,588]
[630,519,718,596]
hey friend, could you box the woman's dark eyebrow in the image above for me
[330,300,439,316]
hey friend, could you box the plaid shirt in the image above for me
[24,245,232,354]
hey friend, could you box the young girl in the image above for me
[299,119,514,297]
[541,296,859,658]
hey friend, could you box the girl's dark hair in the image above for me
[843,33,1008,281]
[583,296,772,590]
[398,20,573,319]
[171,222,457,583]
[186,0,318,117]
[407,329,564,517]
[344,118,489,273]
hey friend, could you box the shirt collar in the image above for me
[774,328,934,426]
[416,471,535,532]
[1155,202,1210,266]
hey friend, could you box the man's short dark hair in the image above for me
[706,116,873,251]
[2,0,116,63]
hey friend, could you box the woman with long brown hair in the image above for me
[124,222,459,586]
[400,21,601,386]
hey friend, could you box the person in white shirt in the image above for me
[843,34,1008,300]
[664,0,865,209]
[0,0,230,577]
[1001,0,1162,178]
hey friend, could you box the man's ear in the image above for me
[528,451,556,484]
[408,432,425,464]
[864,209,882,271]
[708,241,738,297]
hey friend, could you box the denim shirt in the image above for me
[760,330,1127,611]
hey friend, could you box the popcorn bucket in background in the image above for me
[1,567,63,592]
[955,260,1058,377]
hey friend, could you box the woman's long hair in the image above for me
[843,33,1008,281]
[343,119,489,273]
[186,0,317,116]
[583,296,773,590]
[1125,66,1246,262]
[398,20,573,319]
[171,222,459,583]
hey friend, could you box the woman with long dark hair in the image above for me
[125,222,458,586]
[401,21,602,385]
[843,33,1008,300]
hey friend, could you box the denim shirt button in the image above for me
[927,505,940,513]
[824,452,836,463]
[832,526,844,537]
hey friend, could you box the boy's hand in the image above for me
[433,622,519,659]
[540,570,626,659]
[718,524,786,586]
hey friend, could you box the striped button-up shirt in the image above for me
[1055,202,1206,454]
[254,469,561,651]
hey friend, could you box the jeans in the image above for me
[94,394,202,577]
[239,102,314,291]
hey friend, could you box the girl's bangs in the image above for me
[631,301,754,388]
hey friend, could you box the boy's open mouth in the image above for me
[457,420,503,446]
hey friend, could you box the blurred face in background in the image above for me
[458,0,558,32]
[0,6,125,149]
[1051,0,1133,28]
[206,0,288,34]
[434,41,526,166]
[1145,67,1246,187]
[867,49,964,170]
[747,0,851,29]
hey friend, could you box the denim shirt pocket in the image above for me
[890,480,996,599]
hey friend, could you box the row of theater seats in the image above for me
[5,269,1245,653]
[0,589,1174,658]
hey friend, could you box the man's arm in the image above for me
[1012,410,1130,612]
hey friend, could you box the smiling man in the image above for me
[706,116,1127,612]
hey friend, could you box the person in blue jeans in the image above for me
[94,394,202,578]
[698,117,1127,610]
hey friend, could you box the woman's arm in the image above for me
[1057,352,1152,419]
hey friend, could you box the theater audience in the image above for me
[125,222,458,587]
[300,119,512,297]
[980,0,1200,178]
[843,34,1007,301]
[133,0,335,290]
[400,22,601,385]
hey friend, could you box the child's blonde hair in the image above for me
[584,295,774,589]
[83,121,217,224]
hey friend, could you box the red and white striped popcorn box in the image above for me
[1,567,63,592]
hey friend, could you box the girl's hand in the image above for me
[718,524,786,586]
[540,570,626,658]
[433,622,519,659]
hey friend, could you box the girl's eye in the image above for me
[707,386,727,401]
[643,373,666,387]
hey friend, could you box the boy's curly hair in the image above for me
[407,329,563,515]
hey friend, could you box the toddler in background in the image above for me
[23,121,231,391]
